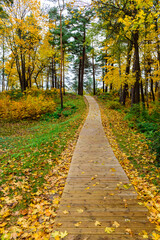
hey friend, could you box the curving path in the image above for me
[53,96,154,240]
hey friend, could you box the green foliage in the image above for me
[0,89,23,100]
[107,100,122,110]
[98,92,113,100]
[124,102,160,164]
[137,122,158,133]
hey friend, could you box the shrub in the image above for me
[24,88,59,98]
[98,92,112,100]
[0,90,23,100]
[0,95,55,120]
[107,101,122,110]
[149,130,160,165]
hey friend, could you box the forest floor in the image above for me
[0,94,87,239]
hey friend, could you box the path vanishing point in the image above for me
[53,96,155,240]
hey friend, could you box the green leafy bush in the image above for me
[98,92,113,100]
[107,101,122,110]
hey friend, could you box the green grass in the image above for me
[0,93,86,211]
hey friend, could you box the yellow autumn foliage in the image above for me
[0,94,56,120]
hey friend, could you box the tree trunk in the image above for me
[51,56,54,88]
[63,50,65,95]
[131,30,140,106]
[79,24,86,96]
[122,40,133,105]
[92,51,96,95]
[21,52,27,91]
[151,78,155,101]
[141,80,145,108]
[78,58,81,95]
[2,34,5,91]
[59,10,63,108]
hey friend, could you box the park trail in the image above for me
[52,96,155,240]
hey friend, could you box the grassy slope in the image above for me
[0,93,87,239]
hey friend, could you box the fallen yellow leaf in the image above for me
[105,227,115,234]
[74,221,81,227]
[95,221,101,226]
[60,231,68,238]
[112,221,120,228]
[63,210,69,215]
[77,209,84,213]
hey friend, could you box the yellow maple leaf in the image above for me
[112,221,120,228]
[77,209,83,213]
[74,221,81,227]
[110,168,116,172]
[60,231,68,238]
[63,210,69,215]
[95,221,101,226]
[152,232,160,240]
[105,227,115,234]
[52,231,60,239]
[125,228,133,235]
[123,184,131,189]
[156,226,160,232]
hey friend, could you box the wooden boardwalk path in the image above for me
[53,96,154,240]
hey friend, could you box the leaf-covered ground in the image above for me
[97,97,160,239]
[0,94,87,239]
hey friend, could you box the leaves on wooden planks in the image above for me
[100,107,160,235]
[105,227,115,234]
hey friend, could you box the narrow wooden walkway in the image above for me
[53,96,154,240]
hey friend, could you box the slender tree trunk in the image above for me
[59,10,63,108]
[103,81,104,92]
[28,51,32,88]
[63,50,65,95]
[55,61,57,88]
[78,58,81,95]
[92,51,96,95]
[2,35,5,91]
[102,65,105,92]
[151,78,155,101]
[155,4,160,99]
[122,40,133,105]
[21,52,27,91]
[131,30,140,106]
[145,71,149,108]
[79,24,86,96]
[46,66,50,89]
[141,80,145,108]
[15,55,23,91]
[51,56,54,88]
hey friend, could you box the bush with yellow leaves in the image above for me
[0,94,55,120]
